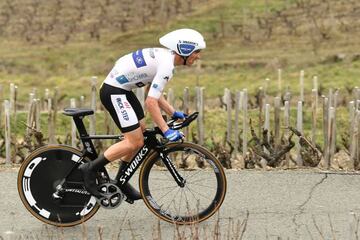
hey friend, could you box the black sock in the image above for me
[88,153,110,172]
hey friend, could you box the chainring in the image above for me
[96,183,125,209]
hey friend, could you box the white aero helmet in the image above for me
[159,28,206,57]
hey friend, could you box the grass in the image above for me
[0,0,359,103]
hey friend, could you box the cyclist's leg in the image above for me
[99,84,146,199]
[120,119,147,162]
[104,127,144,161]
[80,83,144,197]
[111,120,146,200]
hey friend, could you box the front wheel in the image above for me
[17,145,100,227]
[139,142,227,225]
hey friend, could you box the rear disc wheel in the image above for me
[17,145,100,227]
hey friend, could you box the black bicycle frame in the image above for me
[71,114,185,187]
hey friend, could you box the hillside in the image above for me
[0,0,359,102]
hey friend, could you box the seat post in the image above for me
[72,116,98,160]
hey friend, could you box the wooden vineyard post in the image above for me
[329,90,338,166]
[284,100,290,167]
[183,87,190,140]
[27,99,41,134]
[167,88,174,107]
[242,89,248,160]
[274,97,281,150]
[44,89,50,111]
[10,83,15,114]
[353,110,360,167]
[322,96,329,165]
[311,89,318,145]
[79,96,85,108]
[70,98,77,148]
[35,99,40,132]
[10,83,18,126]
[299,70,304,103]
[225,88,232,143]
[196,87,204,145]
[0,84,2,127]
[90,76,97,135]
[48,88,58,144]
[349,101,356,168]
[263,103,271,166]
[264,78,270,106]
[4,100,11,164]
[326,107,336,169]
[296,101,303,166]
[356,110,360,165]
[258,87,265,137]
[234,91,242,155]
[26,99,35,135]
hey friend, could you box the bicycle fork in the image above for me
[159,152,186,188]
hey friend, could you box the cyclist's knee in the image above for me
[124,140,143,152]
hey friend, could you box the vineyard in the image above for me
[0,0,360,169]
[0,0,214,44]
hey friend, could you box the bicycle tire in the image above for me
[17,145,100,227]
[139,142,227,225]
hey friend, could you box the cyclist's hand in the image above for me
[164,129,184,141]
[172,111,188,120]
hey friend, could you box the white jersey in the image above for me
[104,48,175,99]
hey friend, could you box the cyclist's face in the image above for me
[186,50,201,66]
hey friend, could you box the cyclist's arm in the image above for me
[145,97,169,132]
[146,84,175,116]
[145,64,174,133]
[158,95,175,116]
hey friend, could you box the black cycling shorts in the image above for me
[100,83,145,133]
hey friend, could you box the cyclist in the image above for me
[79,28,206,201]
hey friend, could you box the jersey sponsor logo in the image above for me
[136,82,145,87]
[163,76,169,81]
[116,97,130,121]
[152,83,158,89]
[125,72,148,82]
[180,40,198,46]
[116,75,129,84]
[124,101,131,109]
[178,43,195,55]
[132,49,147,68]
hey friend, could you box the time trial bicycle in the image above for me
[17,108,227,226]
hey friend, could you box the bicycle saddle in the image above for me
[63,108,94,117]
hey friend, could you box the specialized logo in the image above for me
[132,49,147,68]
[64,188,90,195]
[119,146,149,184]
[180,40,198,46]
[116,97,130,121]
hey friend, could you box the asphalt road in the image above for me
[2,166,360,240]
